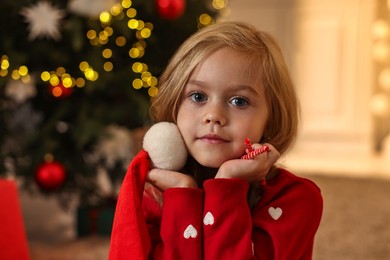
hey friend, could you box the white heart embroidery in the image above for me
[203,212,215,225]
[268,207,282,220]
[183,224,197,239]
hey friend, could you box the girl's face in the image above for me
[177,47,269,168]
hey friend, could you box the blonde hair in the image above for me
[150,21,299,155]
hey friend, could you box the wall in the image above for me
[227,0,390,178]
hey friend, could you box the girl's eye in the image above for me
[230,97,249,108]
[189,92,207,103]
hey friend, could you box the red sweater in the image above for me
[109,150,323,260]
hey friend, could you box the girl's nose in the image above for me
[202,104,226,126]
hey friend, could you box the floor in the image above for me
[23,174,390,260]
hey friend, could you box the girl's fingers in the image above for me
[147,168,197,190]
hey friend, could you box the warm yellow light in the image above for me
[126,8,137,18]
[79,61,89,71]
[75,78,85,88]
[1,56,9,70]
[148,86,158,97]
[62,77,73,88]
[122,0,132,9]
[56,67,66,76]
[100,11,112,23]
[87,30,97,40]
[102,48,113,58]
[132,62,143,73]
[372,41,390,62]
[18,66,28,76]
[111,4,123,16]
[212,0,226,9]
[132,78,143,89]
[116,36,126,46]
[128,19,139,29]
[370,93,390,117]
[84,68,96,80]
[11,70,20,80]
[21,74,31,83]
[372,19,390,39]
[41,71,51,81]
[50,75,60,86]
[104,62,113,71]
[104,27,114,36]
[140,28,151,38]
[199,14,212,25]
[0,70,8,77]
[145,22,153,30]
[379,68,390,91]
[129,48,140,58]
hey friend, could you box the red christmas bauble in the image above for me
[50,82,73,98]
[35,162,66,190]
[156,0,185,20]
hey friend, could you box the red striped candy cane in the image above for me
[241,145,269,160]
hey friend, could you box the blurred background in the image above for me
[1,0,390,259]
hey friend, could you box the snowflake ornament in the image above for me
[5,78,37,104]
[20,1,66,41]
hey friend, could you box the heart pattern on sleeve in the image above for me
[203,211,214,225]
[183,224,198,239]
[268,206,282,220]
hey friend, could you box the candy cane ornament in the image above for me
[241,139,270,160]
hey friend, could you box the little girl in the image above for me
[109,21,323,259]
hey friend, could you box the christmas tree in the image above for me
[0,0,225,208]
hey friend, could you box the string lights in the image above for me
[0,0,228,99]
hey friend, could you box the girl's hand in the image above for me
[215,143,280,182]
[147,168,198,191]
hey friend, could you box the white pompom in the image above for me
[143,122,188,171]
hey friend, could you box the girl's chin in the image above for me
[194,155,233,168]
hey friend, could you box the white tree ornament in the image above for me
[20,1,66,41]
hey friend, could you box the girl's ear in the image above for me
[143,122,188,171]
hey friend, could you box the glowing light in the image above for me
[122,0,132,8]
[199,14,212,25]
[87,30,97,40]
[116,36,126,46]
[56,67,65,76]
[372,19,390,39]
[128,19,139,29]
[379,68,390,91]
[11,70,21,80]
[79,61,89,71]
[75,78,85,88]
[84,68,96,80]
[104,62,113,71]
[62,74,73,88]
[148,86,158,97]
[110,4,123,16]
[1,56,9,70]
[18,66,28,76]
[129,48,140,58]
[370,93,390,117]
[41,71,51,81]
[102,48,113,58]
[126,8,137,18]
[132,78,143,89]
[132,62,144,73]
[100,11,112,23]
[140,28,151,38]
[52,86,63,97]
[50,75,60,86]
[212,0,226,9]
[372,41,390,62]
